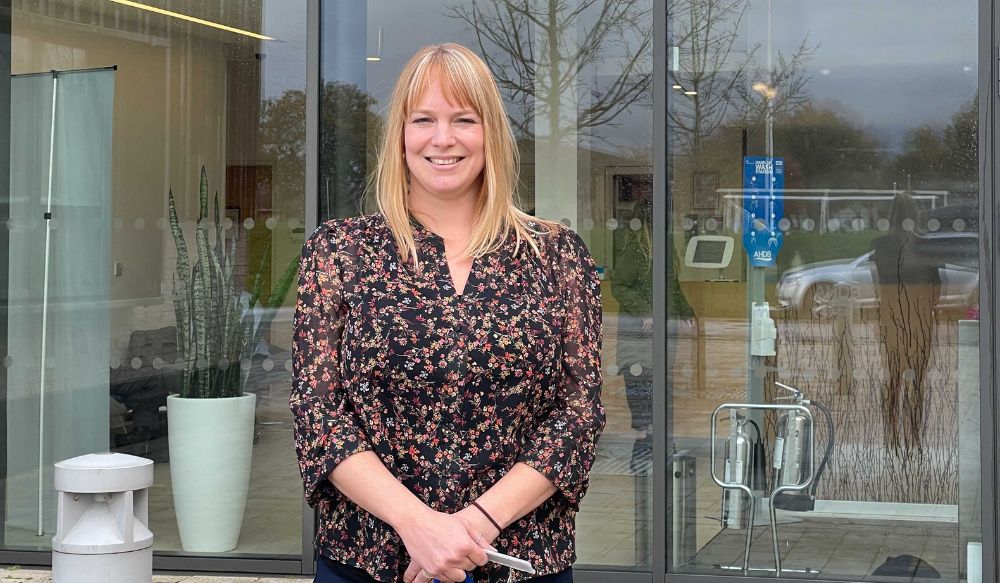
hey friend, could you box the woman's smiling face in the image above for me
[404,77,485,203]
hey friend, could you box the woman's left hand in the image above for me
[453,505,501,547]
[402,506,498,583]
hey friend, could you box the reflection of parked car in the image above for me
[923,202,978,233]
[777,232,978,318]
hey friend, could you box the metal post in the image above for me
[670,454,697,569]
[37,70,58,537]
[746,0,776,423]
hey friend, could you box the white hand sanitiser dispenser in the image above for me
[750,302,776,356]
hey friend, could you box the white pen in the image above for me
[485,549,536,574]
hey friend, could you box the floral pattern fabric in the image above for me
[291,213,605,583]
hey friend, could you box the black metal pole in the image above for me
[0,0,14,549]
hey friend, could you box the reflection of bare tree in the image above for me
[259,89,307,213]
[894,94,978,191]
[448,0,652,140]
[259,83,382,220]
[317,82,383,219]
[776,305,958,504]
[770,104,887,190]
[669,0,814,155]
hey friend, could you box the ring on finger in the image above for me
[419,569,434,581]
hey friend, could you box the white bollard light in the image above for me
[968,542,983,583]
[52,452,154,583]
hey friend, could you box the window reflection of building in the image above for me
[5,0,306,558]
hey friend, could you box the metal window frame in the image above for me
[301,0,321,575]
[652,0,668,582]
[1,1,996,581]
[0,0,11,553]
[305,0,320,238]
[981,3,998,583]
[0,0,318,575]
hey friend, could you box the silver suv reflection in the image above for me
[776,233,978,318]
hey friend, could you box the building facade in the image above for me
[0,1,995,582]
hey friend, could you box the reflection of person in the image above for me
[871,193,940,451]
[291,44,605,583]
[109,326,179,448]
[611,199,694,432]
[109,366,167,445]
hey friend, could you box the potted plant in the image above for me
[166,166,297,552]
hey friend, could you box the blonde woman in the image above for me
[291,43,605,583]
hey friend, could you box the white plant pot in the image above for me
[167,393,255,552]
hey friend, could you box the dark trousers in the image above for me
[315,557,573,583]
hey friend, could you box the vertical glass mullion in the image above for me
[306,0,320,238]
[980,2,998,582]
[0,0,11,551]
[653,0,668,581]
[302,0,321,575]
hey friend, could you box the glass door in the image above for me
[665,0,984,580]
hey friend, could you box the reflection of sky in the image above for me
[323,1,653,156]
[745,0,977,149]
[260,0,307,99]
[335,1,487,110]
[315,0,978,155]
[764,0,976,66]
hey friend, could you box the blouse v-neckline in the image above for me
[446,256,475,297]
[408,215,480,298]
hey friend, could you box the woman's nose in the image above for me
[431,123,456,147]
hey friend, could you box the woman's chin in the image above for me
[413,181,479,200]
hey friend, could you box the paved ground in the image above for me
[1,568,311,582]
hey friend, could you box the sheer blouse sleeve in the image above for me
[518,227,607,509]
[290,222,372,506]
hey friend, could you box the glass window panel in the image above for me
[320,0,654,571]
[666,0,981,579]
[5,0,306,558]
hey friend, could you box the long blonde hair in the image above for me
[369,43,554,267]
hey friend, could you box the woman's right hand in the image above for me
[397,508,488,583]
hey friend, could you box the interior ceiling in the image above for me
[16,0,269,43]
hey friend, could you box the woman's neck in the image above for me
[408,190,478,244]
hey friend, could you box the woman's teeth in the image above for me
[428,157,461,165]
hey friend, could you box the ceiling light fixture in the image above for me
[107,0,274,41]
[672,84,683,89]
[684,90,698,96]
[367,26,383,62]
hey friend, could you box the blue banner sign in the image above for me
[742,156,784,267]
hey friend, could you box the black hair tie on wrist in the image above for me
[471,500,503,533]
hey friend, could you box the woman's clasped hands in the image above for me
[399,506,499,583]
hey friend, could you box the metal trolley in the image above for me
[709,402,816,577]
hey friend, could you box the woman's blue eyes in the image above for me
[411,117,478,124]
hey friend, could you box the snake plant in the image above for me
[168,166,298,398]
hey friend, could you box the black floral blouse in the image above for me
[290,213,605,583]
